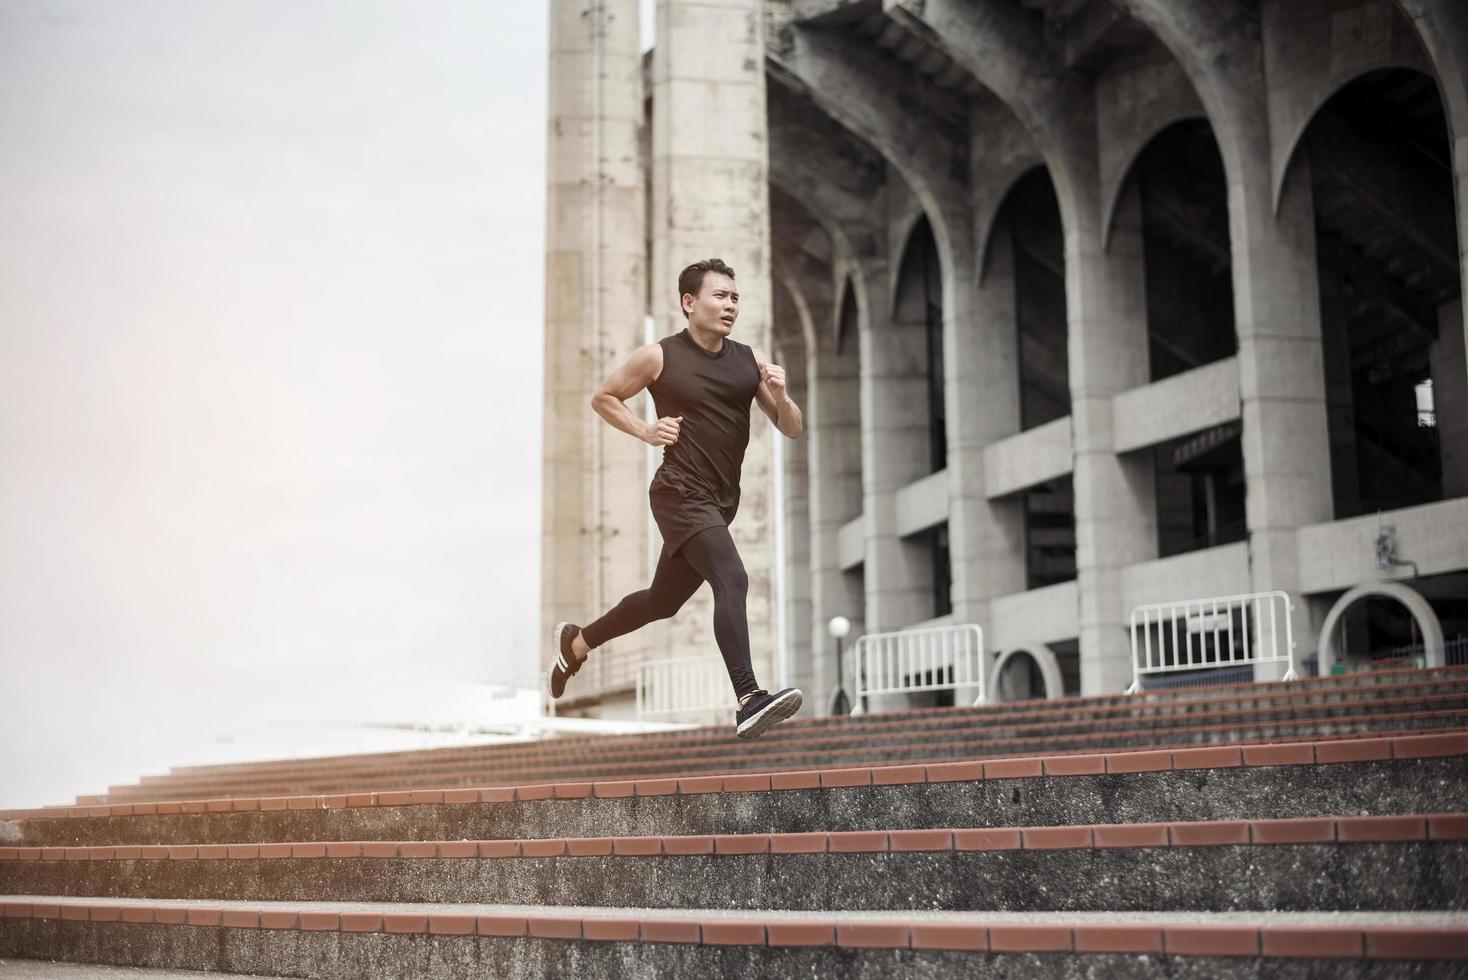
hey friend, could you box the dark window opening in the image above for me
[1002,168,1070,430]
[1153,423,1247,558]
[1024,477,1076,589]
[926,292,947,472]
[1133,120,1236,382]
[929,523,952,619]
[1050,639,1082,696]
[1304,69,1461,519]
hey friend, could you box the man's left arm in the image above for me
[753,349,803,439]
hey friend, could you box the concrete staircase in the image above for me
[82,664,1468,803]
[3,667,1467,977]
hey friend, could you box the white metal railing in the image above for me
[635,655,731,721]
[850,624,987,715]
[1127,590,1296,694]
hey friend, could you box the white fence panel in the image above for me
[1126,590,1296,694]
[850,624,987,715]
[635,655,731,721]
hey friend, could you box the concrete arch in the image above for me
[774,26,968,290]
[977,164,1051,284]
[1100,115,1214,250]
[890,208,933,305]
[890,213,940,323]
[990,645,1065,702]
[886,0,1097,245]
[1316,582,1446,674]
[775,272,818,364]
[1273,64,1441,214]
[1396,0,1468,149]
[1108,0,1262,202]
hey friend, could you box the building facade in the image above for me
[544,0,1468,720]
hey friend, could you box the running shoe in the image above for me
[734,687,803,739]
[547,622,585,700]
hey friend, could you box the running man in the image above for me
[548,258,805,739]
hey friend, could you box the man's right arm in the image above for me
[591,343,682,446]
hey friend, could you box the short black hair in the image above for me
[678,258,736,318]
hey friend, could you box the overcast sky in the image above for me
[0,1,604,807]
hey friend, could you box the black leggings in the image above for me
[579,524,760,700]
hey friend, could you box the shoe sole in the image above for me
[547,622,575,700]
[736,689,803,740]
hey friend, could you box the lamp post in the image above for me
[828,616,851,716]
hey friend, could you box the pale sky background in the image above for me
[0,1,658,809]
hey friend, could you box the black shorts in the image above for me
[650,486,739,557]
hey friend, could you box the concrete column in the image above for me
[650,0,778,691]
[774,308,812,695]
[859,258,931,630]
[949,207,1027,627]
[1233,147,1334,676]
[804,280,866,713]
[1433,299,1468,499]
[542,0,650,702]
[1070,180,1155,695]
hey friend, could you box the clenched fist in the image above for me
[760,361,787,399]
[644,415,682,446]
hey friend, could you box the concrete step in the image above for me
[141,669,1468,780]
[0,961,286,979]
[4,816,1465,912]
[92,706,1468,802]
[3,897,1465,979]
[9,735,1467,847]
[105,672,1468,799]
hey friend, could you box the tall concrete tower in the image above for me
[649,0,779,696]
[541,0,651,709]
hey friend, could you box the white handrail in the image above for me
[849,624,987,715]
[1126,590,1296,694]
[635,655,731,721]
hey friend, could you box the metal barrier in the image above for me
[635,655,731,721]
[1127,590,1296,694]
[850,624,987,715]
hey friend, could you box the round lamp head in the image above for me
[827,615,851,639]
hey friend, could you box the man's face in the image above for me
[684,272,739,337]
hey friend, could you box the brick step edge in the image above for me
[152,664,1468,778]
[12,731,1465,822]
[5,814,1467,861]
[2,898,1466,959]
[133,677,1468,784]
[97,711,1468,800]
[113,695,1468,793]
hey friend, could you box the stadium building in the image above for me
[542,0,1468,721]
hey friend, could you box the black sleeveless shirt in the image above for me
[647,329,762,509]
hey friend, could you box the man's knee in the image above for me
[725,562,749,598]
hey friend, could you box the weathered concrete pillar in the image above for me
[650,0,778,692]
[1236,2,1338,673]
[948,203,1027,628]
[858,254,930,631]
[541,0,650,703]
[805,301,866,711]
[774,284,812,693]
[1069,181,1156,695]
[767,85,877,712]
